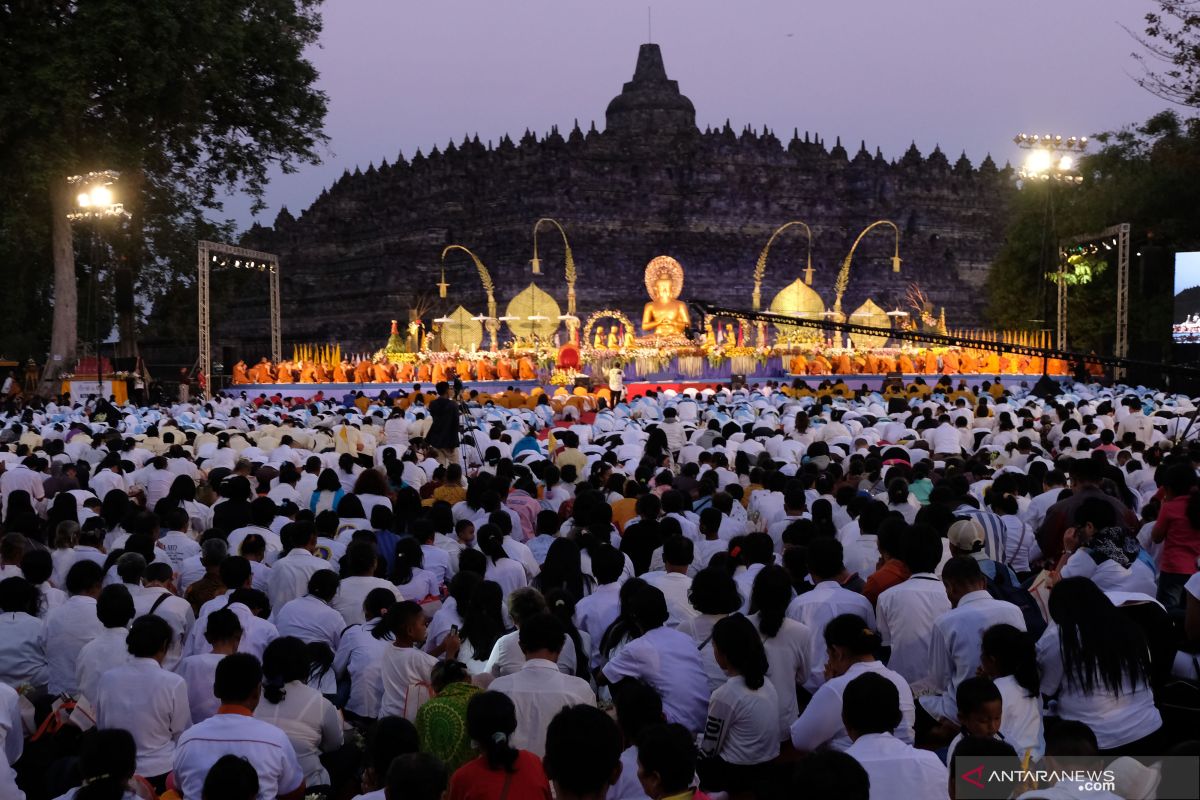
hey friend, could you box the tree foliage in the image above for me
[1130,0,1200,108]
[0,0,328,366]
[987,111,1200,355]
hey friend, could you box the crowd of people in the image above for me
[1,374,1199,800]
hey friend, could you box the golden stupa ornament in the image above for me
[769,278,825,342]
[505,282,562,341]
[849,298,891,350]
[440,305,483,351]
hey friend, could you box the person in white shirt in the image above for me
[875,527,952,685]
[921,557,1025,726]
[477,523,528,599]
[391,537,441,603]
[175,607,242,724]
[0,576,49,695]
[599,582,710,735]
[746,565,812,741]
[268,521,334,613]
[331,540,400,626]
[1,457,46,517]
[228,498,284,558]
[131,561,195,670]
[44,559,105,696]
[978,623,1045,762]
[488,613,597,757]
[0,679,24,800]
[88,454,128,505]
[274,570,345,651]
[790,613,915,753]
[254,636,344,788]
[696,614,780,795]
[842,672,950,800]
[333,588,397,720]
[93,615,192,788]
[157,507,201,573]
[378,601,460,720]
[173,652,307,800]
[75,583,135,703]
[641,536,697,629]
[571,545,624,670]
[786,536,876,690]
[413,520,452,586]
[1036,577,1162,753]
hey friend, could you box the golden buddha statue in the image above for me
[640,255,690,337]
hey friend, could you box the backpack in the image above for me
[984,559,1047,639]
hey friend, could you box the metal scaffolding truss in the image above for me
[196,240,280,399]
[1057,224,1131,360]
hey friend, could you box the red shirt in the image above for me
[862,559,912,606]
[447,751,552,800]
[1153,495,1200,575]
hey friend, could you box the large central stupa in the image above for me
[226,43,1013,354]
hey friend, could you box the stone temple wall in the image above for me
[227,44,1014,356]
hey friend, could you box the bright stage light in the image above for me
[90,186,113,207]
[77,192,92,208]
[1025,149,1053,174]
[1058,155,1073,171]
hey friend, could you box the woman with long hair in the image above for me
[353,468,393,523]
[533,538,593,601]
[99,489,131,546]
[42,493,78,544]
[446,691,551,800]
[336,452,362,494]
[457,580,508,674]
[70,728,155,800]
[391,537,440,603]
[254,636,344,789]
[1038,577,1163,755]
[165,474,212,534]
[309,468,345,515]
[678,565,744,693]
[748,565,815,742]
[697,614,779,795]
[789,613,915,753]
[544,588,588,679]
[476,523,527,598]
[980,623,1045,762]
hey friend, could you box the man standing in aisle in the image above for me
[607,362,625,407]
[427,381,461,466]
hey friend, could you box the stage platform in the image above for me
[221,373,1065,402]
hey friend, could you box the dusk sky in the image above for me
[227,0,1170,230]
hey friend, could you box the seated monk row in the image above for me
[234,354,542,384]
[785,348,1070,376]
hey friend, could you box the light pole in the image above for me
[1013,133,1087,349]
[67,171,127,402]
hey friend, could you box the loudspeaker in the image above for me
[573,376,590,390]
[882,370,904,390]
[730,373,746,390]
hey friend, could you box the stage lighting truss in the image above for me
[1013,133,1087,183]
[208,254,277,274]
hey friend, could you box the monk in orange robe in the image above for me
[417,362,432,382]
[942,350,960,374]
[299,362,316,383]
[497,359,514,381]
[878,354,896,373]
[456,358,472,381]
[432,361,448,383]
[371,360,390,383]
[313,363,329,383]
[809,354,831,374]
[476,359,494,381]
[923,349,938,374]
[1028,356,1043,374]
[788,354,807,375]
[351,360,369,383]
[518,357,536,380]
[960,350,977,374]
[276,361,293,384]
[397,361,415,382]
[333,361,349,383]
[997,353,1012,374]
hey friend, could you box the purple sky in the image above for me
[226,0,1169,229]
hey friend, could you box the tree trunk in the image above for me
[114,167,144,359]
[42,179,78,394]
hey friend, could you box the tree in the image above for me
[987,111,1200,355]
[0,0,328,387]
[1130,0,1200,108]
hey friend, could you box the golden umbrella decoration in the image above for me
[768,278,826,342]
[505,283,562,340]
[848,298,891,350]
[439,305,484,351]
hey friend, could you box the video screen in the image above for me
[1174,252,1200,343]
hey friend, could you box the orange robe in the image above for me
[960,351,977,374]
[456,359,472,381]
[476,359,494,381]
[314,364,329,383]
[397,362,415,382]
[300,364,317,383]
[374,362,392,383]
[809,355,831,374]
[923,350,938,374]
[276,362,293,384]
[942,351,960,374]
[497,359,514,381]
[333,363,349,383]
[518,358,536,380]
[417,363,432,382]
[788,354,807,375]
[432,362,448,383]
[898,354,914,373]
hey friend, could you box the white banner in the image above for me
[68,380,115,397]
